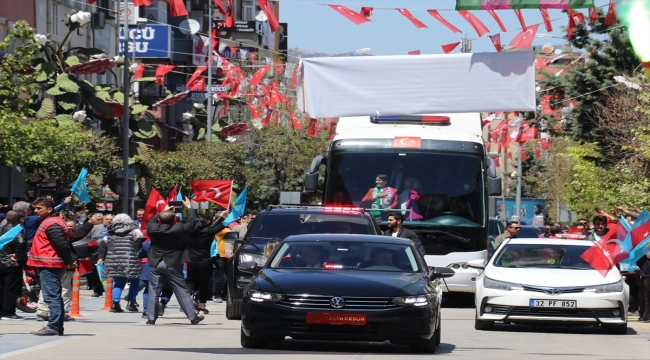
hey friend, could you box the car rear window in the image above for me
[248,213,375,240]
[494,244,592,269]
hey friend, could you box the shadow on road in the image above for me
[491,323,639,336]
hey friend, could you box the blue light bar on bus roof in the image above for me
[370,115,450,124]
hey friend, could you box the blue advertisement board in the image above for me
[495,198,546,226]
[119,25,171,59]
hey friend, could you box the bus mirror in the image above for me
[309,155,327,173]
[488,177,502,196]
[304,172,319,192]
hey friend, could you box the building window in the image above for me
[53,4,59,35]
[243,1,254,21]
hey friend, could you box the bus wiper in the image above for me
[414,230,470,245]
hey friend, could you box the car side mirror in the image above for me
[429,267,455,280]
[466,259,486,269]
[237,261,258,274]
[223,231,239,241]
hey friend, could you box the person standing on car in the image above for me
[494,221,520,249]
[0,211,27,320]
[146,198,203,325]
[27,198,76,336]
[384,213,425,256]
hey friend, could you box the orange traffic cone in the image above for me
[101,278,114,311]
[69,270,83,317]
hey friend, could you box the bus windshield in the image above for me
[324,149,485,228]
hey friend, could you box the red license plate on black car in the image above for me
[306,312,367,325]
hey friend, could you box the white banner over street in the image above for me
[297,52,536,118]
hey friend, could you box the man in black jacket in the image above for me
[0,211,27,320]
[146,197,203,325]
[637,252,650,322]
[384,212,425,256]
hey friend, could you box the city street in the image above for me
[1,291,648,359]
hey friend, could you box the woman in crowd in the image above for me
[361,174,398,219]
[98,214,144,313]
[399,177,423,221]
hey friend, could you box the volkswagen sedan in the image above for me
[239,234,455,353]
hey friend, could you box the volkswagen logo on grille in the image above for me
[330,297,345,309]
[545,288,562,295]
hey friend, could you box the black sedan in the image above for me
[239,234,455,353]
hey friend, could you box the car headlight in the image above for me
[240,253,266,267]
[247,290,284,302]
[392,295,430,307]
[584,279,624,293]
[483,277,524,291]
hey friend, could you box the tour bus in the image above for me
[304,114,502,294]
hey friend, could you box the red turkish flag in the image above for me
[513,9,527,30]
[307,118,319,136]
[396,9,427,29]
[540,9,553,31]
[489,34,502,52]
[427,10,461,33]
[630,220,650,248]
[189,77,205,91]
[225,0,235,27]
[257,0,280,32]
[394,136,421,148]
[329,121,338,140]
[493,156,500,167]
[290,63,300,88]
[487,10,507,32]
[520,149,527,162]
[408,50,421,55]
[361,7,373,17]
[329,5,371,25]
[290,114,303,130]
[250,65,270,86]
[534,147,541,159]
[567,9,577,40]
[247,101,260,119]
[210,27,219,52]
[507,152,513,160]
[186,66,207,88]
[520,125,539,142]
[589,8,598,24]
[580,238,621,277]
[142,188,166,230]
[540,138,549,150]
[509,24,539,49]
[155,65,175,86]
[169,0,188,17]
[190,180,233,208]
[604,0,616,25]
[133,0,151,6]
[442,42,460,54]
[134,64,145,79]
[457,10,489,37]
[167,185,178,203]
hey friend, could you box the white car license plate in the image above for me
[530,300,576,308]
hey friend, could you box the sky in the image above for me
[279,0,614,56]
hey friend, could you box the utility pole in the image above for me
[121,0,131,216]
[515,143,522,219]
[206,2,213,142]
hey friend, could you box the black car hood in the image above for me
[255,269,427,297]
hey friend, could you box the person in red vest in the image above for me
[27,198,76,336]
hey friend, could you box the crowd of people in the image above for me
[0,196,259,336]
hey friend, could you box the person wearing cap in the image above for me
[494,221,520,249]
[0,211,27,320]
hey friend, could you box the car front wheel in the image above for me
[226,293,242,320]
[240,327,268,348]
[474,314,494,331]
[411,315,440,353]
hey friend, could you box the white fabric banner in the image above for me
[297,52,536,118]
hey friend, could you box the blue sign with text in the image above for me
[119,25,171,59]
[495,198,546,226]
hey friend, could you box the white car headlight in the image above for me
[247,290,284,302]
[584,279,624,293]
[392,295,430,307]
[483,277,524,291]
[240,253,266,267]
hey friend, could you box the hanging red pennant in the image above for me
[489,34,502,52]
[210,28,219,52]
[246,101,260,119]
[540,9,553,32]
[427,10,461,33]
[168,0,188,17]
[513,9,527,30]
[189,77,205,91]
[250,65,270,86]
[361,7,373,17]
[534,147,541,159]
[520,124,539,143]
[589,8,598,23]
[249,52,257,65]
[133,0,151,6]
[307,118,318,136]
[408,50,421,55]
[213,0,227,15]
[604,0,616,25]
[134,64,145,79]
[520,149,527,162]
[497,142,502,154]
[509,24,539,49]
[457,10,490,37]
[258,0,280,32]
[493,156,500,168]
[396,9,428,29]
[540,138,549,150]
[487,10,506,32]
[186,66,207,87]
[290,114,303,130]
[567,9,576,39]
[329,5,371,25]
[507,152,513,160]
[442,42,461,54]
[155,65,175,86]
[225,0,235,28]
[290,63,300,88]
[329,121,338,140]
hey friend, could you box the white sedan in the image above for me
[469,238,629,334]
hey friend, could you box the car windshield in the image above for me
[248,213,374,240]
[493,244,592,269]
[268,240,422,272]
